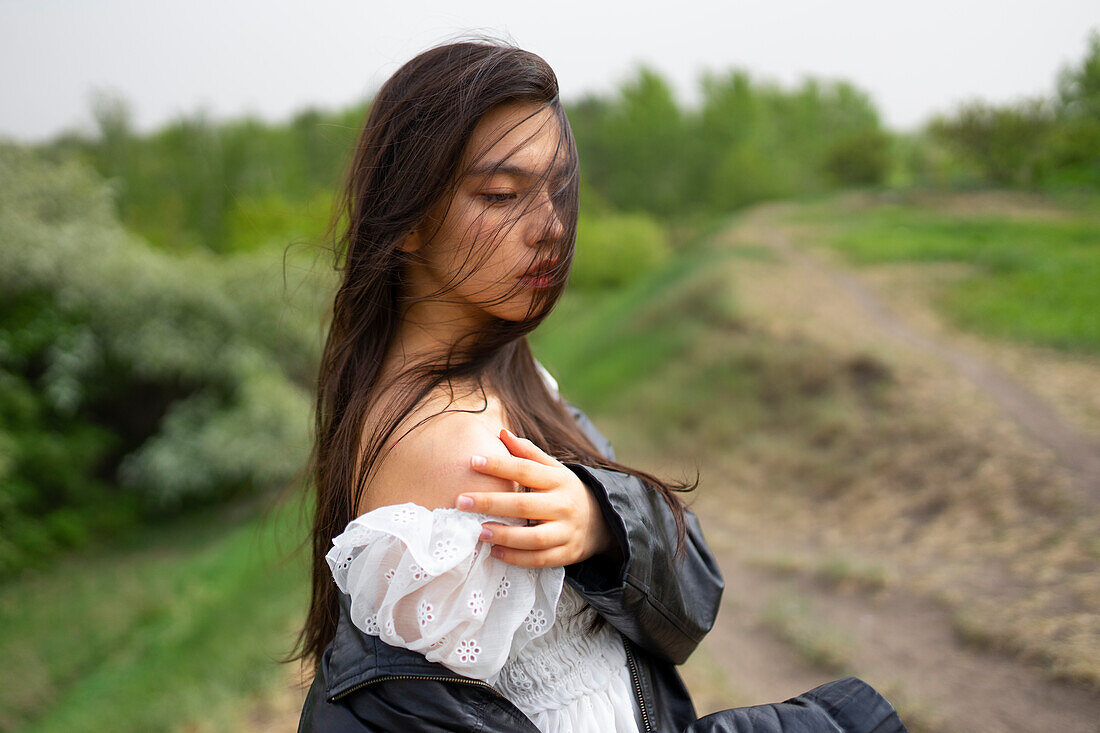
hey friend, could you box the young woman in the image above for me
[292,37,907,733]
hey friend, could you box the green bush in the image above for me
[707,141,799,210]
[920,28,1100,190]
[1039,116,1100,188]
[822,128,892,186]
[54,94,361,254]
[225,188,335,253]
[926,98,1057,186]
[0,143,325,576]
[570,211,672,290]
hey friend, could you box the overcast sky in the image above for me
[2,0,1098,143]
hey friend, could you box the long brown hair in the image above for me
[284,35,698,673]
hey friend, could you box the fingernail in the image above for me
[503,427,515,439]
[457,496,473,509]
[479,528,493,541]
[491,547,503,559]
[470,455,486,468]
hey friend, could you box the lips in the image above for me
[519,257,559,279]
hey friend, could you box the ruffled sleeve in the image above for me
[326,502,565,683]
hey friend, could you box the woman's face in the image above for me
[401,101,570,328]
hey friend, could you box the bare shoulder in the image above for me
[358,388,517,515]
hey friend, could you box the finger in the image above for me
[489,545,572,568]
[456,491,563,520]
[499,428,559,467]
[469,452,558,490]
[479,521,570,551]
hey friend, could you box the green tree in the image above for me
[1043,27,1100,187]
[1057,27,1100,121]
[600,66,690,217]
[926,98,1056,186]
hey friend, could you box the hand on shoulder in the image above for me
[460,428,621,568]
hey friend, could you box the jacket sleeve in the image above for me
[559,398,725,666]
[680,677,909,733]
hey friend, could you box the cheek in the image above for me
[429,211,479,273]
[433,199,528,292]
[455,214,514,277]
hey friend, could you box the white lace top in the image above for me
[327,502,642,733]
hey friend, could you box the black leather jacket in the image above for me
[297,401,907,733]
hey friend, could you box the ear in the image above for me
[399,197,447,254]
[398,225,423,254]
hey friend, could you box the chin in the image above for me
[493,308,534,324]
[478,287,559,324]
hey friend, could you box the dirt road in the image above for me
[677,195,1100,732]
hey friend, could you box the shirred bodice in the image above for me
[496,583,639,732]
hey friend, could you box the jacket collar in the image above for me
[322,591,469,702]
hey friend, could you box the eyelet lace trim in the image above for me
[326,502,563,681]
[327,493,641,732]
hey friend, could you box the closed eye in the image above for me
[480,192,516,205]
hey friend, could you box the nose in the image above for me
[529,192,565,246]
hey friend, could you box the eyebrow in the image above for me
[464,161,570,182]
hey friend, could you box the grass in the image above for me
[749,552,889,595]
[678,642,757,714]
[814,555,889,594]
[872,680,949,733]
[759,593,853,675]
[532,235,737,412]
[781,191,1100,353]
[0,493,312,732]
[949,597,1099,690]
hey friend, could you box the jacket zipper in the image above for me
[621,634,654,733]
[328,673,506,703]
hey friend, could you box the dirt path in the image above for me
[740,199,1100,498]
[679,505,1100,733]
[673,198,1100,732]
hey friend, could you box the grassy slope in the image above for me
[779,190,1100,353]
[0,494,312,732]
